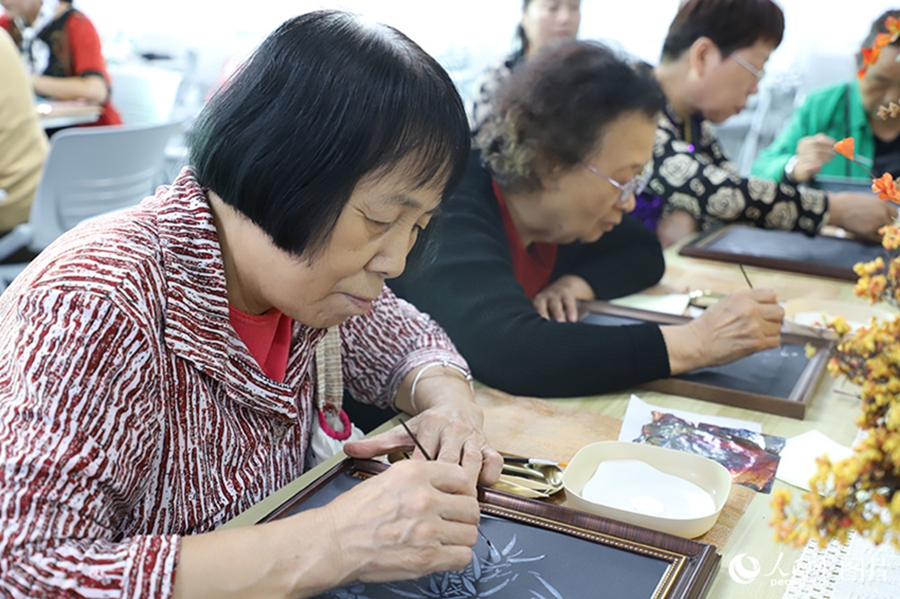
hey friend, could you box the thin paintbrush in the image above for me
[397,417,496,552]
[398,418,432,460]
[503,456,568,468]
[738,263,754,289]
[739,263,793,357]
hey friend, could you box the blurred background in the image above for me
[38,1,900,174]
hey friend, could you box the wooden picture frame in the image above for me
[579,300,831,419]
[678,225,884,282]
[255,458,720,599]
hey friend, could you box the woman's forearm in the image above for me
[395,362,473,415]
[656,210,699,248]
[173,512,341,599]
[660,288,784,375]
[33,74,108,103]
[659,323,706,375]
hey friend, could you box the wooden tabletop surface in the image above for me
[474,386,756,550]
[36,99,102,129]
[229,233,874,597]
[537,237,871,597]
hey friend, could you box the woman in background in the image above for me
[391,41,784,399]
[636,0,895,247]
[0,11,501,597]
[0,0,121,126]
[469,0,580,134]
[752,9,900,184]
[0,27,47,238]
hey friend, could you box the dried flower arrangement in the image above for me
[770,138,900,550]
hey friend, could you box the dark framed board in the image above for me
[678,224,885,281]
[814,175,874,194]
[579,300,832,419]
[258,458,720,599]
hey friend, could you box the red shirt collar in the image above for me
[492,181,558,299]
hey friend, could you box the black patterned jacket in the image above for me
[638,108,828,235]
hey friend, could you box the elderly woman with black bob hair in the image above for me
[0,10,502,598]
[390,41,784,399]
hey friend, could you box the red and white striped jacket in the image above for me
[0,170,465,598]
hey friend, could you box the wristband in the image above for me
[784,154,800,183]
[408,360,474,414]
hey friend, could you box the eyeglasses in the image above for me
[729,53,765,81]
[583,164,651,206]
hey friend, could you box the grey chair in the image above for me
[107,64,185,125]
[0,121,180,291]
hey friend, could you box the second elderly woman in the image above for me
[391,41,784,399]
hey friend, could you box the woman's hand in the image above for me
[320,459,481,586]
[532,275,594,322]
[344,367,503,487]
[828,192,897,242]
[791,134,836,183]
[174,460,481,598]
[661,288,783,375]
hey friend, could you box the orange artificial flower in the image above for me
[834,137,855,161]
[859,32,893,79]
[887,16,900,39]
[871,34,890,61]
[872,173,900,202]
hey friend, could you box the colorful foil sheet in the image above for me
[634,411,785,493]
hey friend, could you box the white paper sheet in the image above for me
[776,430,854,492]
[609,293,691,316]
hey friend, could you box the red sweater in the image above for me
[0,169,466,597]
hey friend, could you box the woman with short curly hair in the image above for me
[391,40,785,399]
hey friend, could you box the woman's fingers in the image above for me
[320,460,483,583]
[534,292,566,322]
[348,372,500,494]
[472,441,503,487]
[692,288,787,364]
[534,290,579,322]
[549,296,568,322]
[348,411,496,489]
[344,426,417,460]
[534,296,551,319]
[758,303,787,326]
[433,424,466,466]
[563,292,579,322]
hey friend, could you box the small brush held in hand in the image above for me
[397,417,496,552]
[737,264,795,357]
[738,263,753,289]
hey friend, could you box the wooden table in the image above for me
[227,235,872,597]
[36,99,101,129]
[539,238,868,597]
